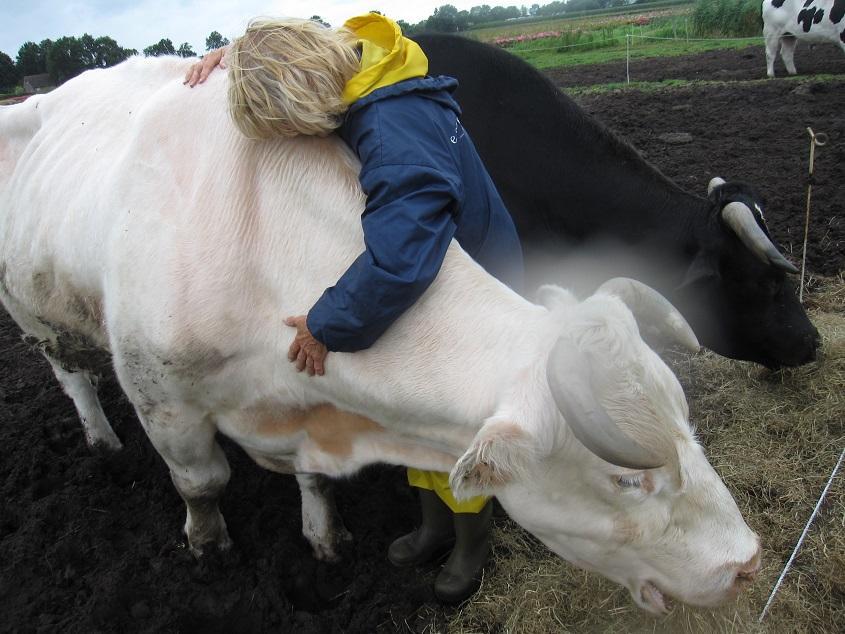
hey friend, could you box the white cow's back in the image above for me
[0,56,544,433]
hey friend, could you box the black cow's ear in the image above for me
[677,251,718,290]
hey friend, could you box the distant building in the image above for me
[23,73,53,93]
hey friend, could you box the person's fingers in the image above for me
[284,316,297,327]
[184,63,200,86]
[305,356,315,376]
[198,59,214,84]
[313,354,325,376]
[295,349,307,372]
[288,340,300,362]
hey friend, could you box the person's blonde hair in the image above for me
[228,18,360,138]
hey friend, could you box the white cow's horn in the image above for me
[597,278,700,353]
[546,336,665,470]
[721,202,799,273]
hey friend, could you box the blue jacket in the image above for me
[307,76,524,352]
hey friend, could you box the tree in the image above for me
[143,39,176,57]
[89,36,135,66]
[310,15,330,27]
[396,19,416,34]
[16,41,48,76]
[0,51,20,92]
[426,5,467,32]
[176,42,196,58]
[46,36,88,84]
[205,31,229,51]
[470,5,493,23]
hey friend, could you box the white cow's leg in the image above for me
[780,37,798,75]
[296,473,352,561]
[139,404,232,557]
[44,358,122,451]
[764,34,780,78]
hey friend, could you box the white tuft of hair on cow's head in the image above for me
[535,284,578,312]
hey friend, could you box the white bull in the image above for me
[763,0,845,77]
[0,56,761,614]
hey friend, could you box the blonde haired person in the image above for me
[185,14,523,603]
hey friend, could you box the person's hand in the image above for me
[183,46,228,87]
[285,316,328,376]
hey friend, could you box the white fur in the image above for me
[0,56,759,612]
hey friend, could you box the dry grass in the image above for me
[449,275,845,633]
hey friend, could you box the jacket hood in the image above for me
[341,13,428,104]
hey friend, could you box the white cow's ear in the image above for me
[449,417,535,498]
[536,284,577,311]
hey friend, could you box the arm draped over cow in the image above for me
[307,76,523,352]
[306,160,459,352]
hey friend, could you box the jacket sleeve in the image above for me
[306,163,460,352]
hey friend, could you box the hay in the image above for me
[450,275,845,633]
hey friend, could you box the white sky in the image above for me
[0,1,496,59]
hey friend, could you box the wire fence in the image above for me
[506,32,763,55]
[504,31,766,84]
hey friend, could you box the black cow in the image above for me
[415,33,819,368]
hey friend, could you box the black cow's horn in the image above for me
[597,278,700,353]
[721,202,799,273]
[546,337,665,469]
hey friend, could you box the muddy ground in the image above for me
[1,46,843,633]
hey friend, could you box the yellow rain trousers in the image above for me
[341,13,489,515]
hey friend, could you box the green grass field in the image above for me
[463,3,762,71]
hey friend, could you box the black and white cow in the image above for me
[763,0,845,77]
[415,33,819,369]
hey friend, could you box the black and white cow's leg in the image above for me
[779,36,798,75]
[139,404,232,557]
[764,33,780,78]
[296,472,352,561]
[43,357,122,451]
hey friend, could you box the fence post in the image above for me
[626,34,630,84]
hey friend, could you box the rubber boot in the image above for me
[388,488,455,567]
[434,500,492,603]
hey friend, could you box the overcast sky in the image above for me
[1,1,490,59]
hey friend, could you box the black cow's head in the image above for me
[676,178,819,368]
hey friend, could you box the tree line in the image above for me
[394,1,653,34]
[0,30,229,93]
[1,1,653,93]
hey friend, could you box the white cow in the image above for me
[763,0,845,77]
[0,57,761,614]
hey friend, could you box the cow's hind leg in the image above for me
[138,404,232,557]
[296,473,352,561]
[780,36,798,75]
[44,358,122,451]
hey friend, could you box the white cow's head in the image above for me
[450,278,760,613]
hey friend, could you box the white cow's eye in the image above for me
[617,475,642,489]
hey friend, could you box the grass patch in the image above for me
[563,73,845,96]
[511,35,761,69]
[449,274,845,633]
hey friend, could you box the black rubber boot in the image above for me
[434,500,492,604]
[388,488,455,567]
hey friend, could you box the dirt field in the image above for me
[1,46,843,633]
